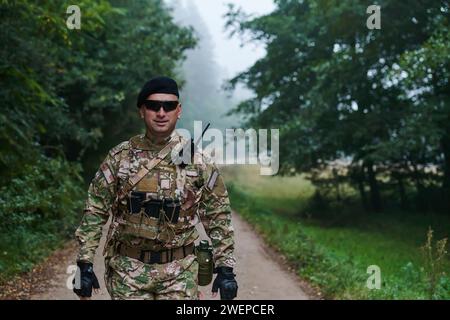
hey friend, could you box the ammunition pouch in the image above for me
[127,191,180,223]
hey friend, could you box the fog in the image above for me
[184,0,275,82]
[168,0,275,132]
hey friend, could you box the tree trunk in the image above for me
[357,167,369,211]
[397,174,407,210]
[332,169,342,202]
[366,161,382,212]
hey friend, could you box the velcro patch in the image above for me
[160,179,171,190]
[186,170,198,177]
[100,163,115,184]
[136,174,158,192]
[207,170,219,191]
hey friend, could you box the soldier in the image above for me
[73,76,237,300]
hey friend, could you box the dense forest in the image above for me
[0,0,196,279]
[225,0,449,213]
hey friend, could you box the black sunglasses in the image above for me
[143,100,179,112]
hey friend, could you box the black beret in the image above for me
[137,76,179,108]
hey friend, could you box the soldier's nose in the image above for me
[156,108,166,117]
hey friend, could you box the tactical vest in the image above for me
[107,134,205,252]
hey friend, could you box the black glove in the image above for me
[212,266,238,300]
[72,261,100,298]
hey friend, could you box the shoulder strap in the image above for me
[118,139,179,200]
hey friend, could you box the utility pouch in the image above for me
[128,191,146,214]
[144,199,163,218]
[163,199,181,223]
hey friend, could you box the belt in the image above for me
[117,242,196,264]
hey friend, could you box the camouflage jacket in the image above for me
[75,131,236,269]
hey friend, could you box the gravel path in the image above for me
[22,213,312,300]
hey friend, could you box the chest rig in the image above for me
[112,135,202,248]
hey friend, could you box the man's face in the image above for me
[139,93,181,138]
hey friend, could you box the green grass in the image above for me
[222,165,450,299]
[0,225,73,281]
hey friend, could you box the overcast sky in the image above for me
[185,0,275,81]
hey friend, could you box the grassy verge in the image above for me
[0,157,84,284]
[223,166,450,299]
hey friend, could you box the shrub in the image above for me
[0,155,84,282]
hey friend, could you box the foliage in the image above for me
[224,0,450,213]
[0,0,196,280]
[421,227,449,299]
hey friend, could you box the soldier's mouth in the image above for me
[154,120,169,126]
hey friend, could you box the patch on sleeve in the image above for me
[186,170,198,177]
[100,163,115,184]
[206,170,219,191]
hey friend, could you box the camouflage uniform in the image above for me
[75,131,235,300]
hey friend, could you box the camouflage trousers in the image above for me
[105,253,199,300]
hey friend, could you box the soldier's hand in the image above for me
[73,261,100,299]
[211,267,238,300]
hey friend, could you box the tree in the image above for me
[224,0,449,212]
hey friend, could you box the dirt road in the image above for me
[28,213,311,300]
